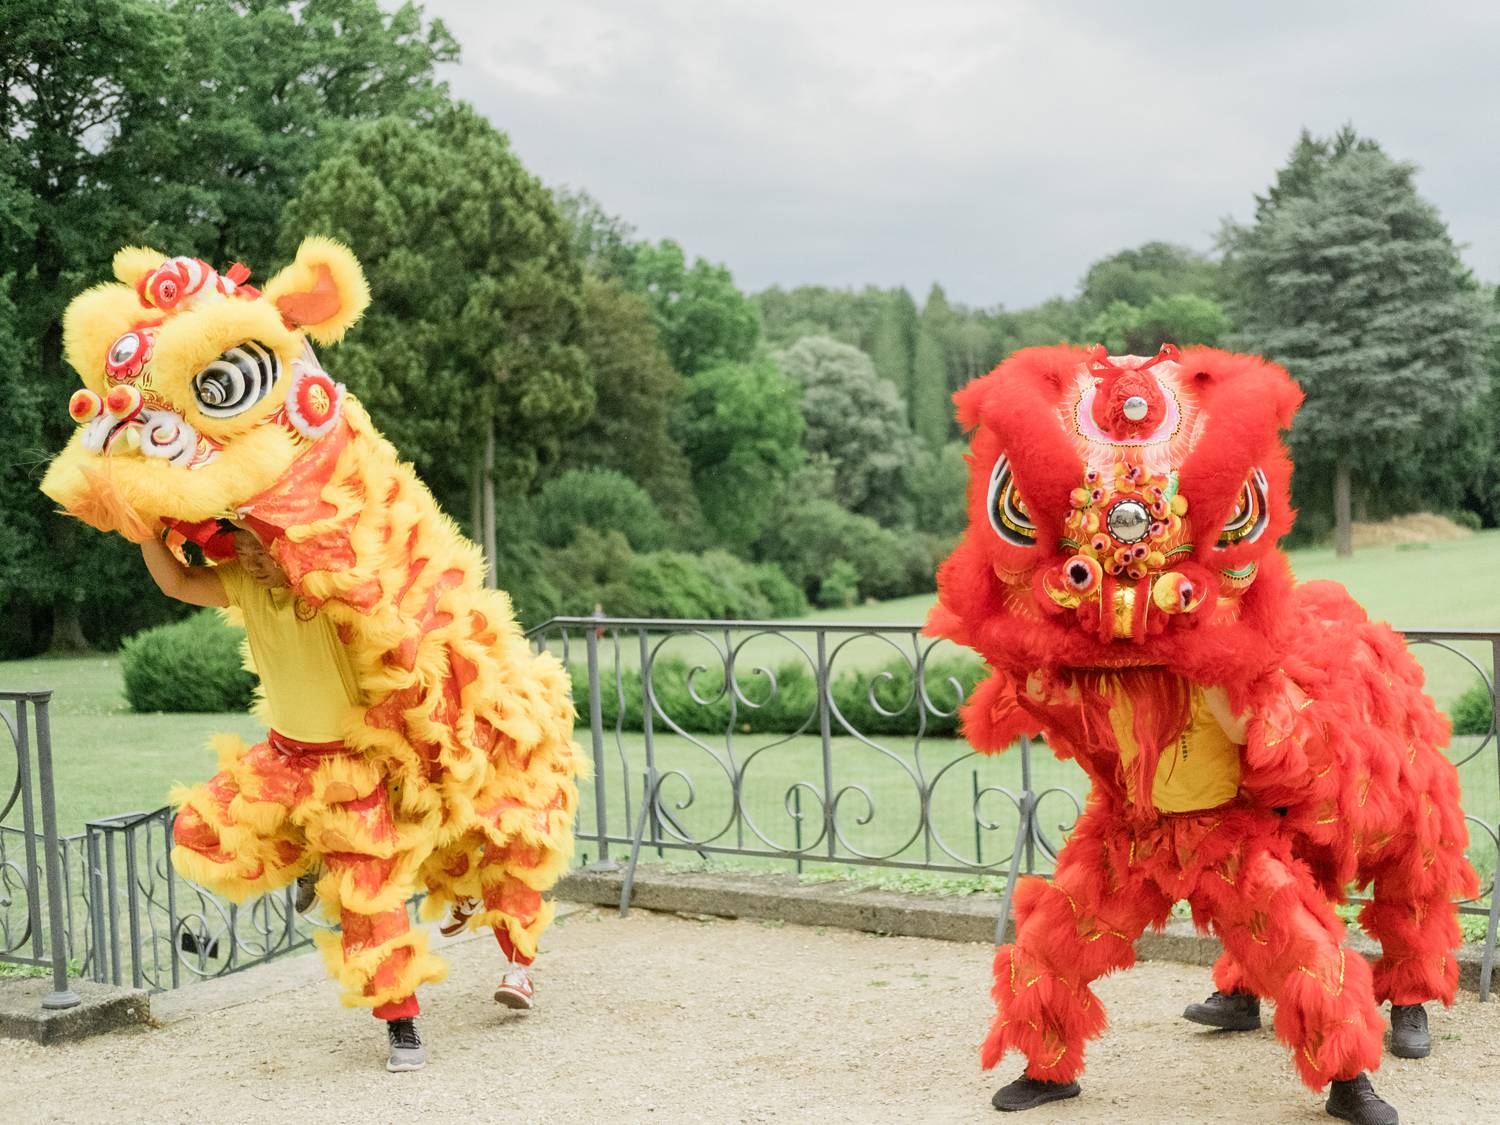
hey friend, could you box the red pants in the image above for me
[983,801,1384,1091]
[172,732,445,1016]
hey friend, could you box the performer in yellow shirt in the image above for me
[141,523,432,1072]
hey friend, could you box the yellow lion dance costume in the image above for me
[41,238,584,1015]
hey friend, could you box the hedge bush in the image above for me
[756,497,935,601]
[121,609,256,713]
[571,651,985,738]
[1451,678,1495,736]
[534,467,669,551]
[548,530,809,620]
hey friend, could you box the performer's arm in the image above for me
[1203,685,1249,744]
[140,537,229,608]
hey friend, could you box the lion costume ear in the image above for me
[112,247,167,288]
[263,236,370,345]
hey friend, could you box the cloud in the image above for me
[423,0,1500,307]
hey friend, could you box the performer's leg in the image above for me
[1192,828,1384,1092]
[1359,849,1463,1010]
[302,761,446,1015]
[170,734,309,899]
[983,816,1172,1087]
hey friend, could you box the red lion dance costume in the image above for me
[39,239,584,1029]
[929,344,1476,1122]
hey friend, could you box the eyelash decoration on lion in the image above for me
[927,344,1478,1107]
[42,238,585,1010]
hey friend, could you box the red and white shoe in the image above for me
[494,965,535,1010]
[439,897,481,938]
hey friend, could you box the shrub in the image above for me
[534,467,669,552]
[121,610,256,713]
[817,560,860,608]
[758,497,936,601]
[1450,678,1495,736]
[572,651,985,738]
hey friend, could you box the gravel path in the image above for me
[6,908,1498,1123]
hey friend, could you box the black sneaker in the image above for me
[990,1074,1081,1112]
[1325,1073,1398,1125]
[1182,989,1262,1031]
[1388,1003,1431,1059]
[386,1017,427,1072]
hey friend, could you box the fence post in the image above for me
[584,616,611,866]
[32,696,80,1009]
[816,630,835,860]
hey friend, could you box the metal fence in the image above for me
[532,616,1500,1001]
[3,620,1496,1004]
[0,691,80,1010]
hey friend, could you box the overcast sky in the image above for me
[422,1,1500,309]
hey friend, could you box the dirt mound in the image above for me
[1351,512,1474,548]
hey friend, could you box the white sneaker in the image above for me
[494,965,535,1010]
[439,897,481,938]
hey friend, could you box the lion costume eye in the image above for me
[1217,468,1269,547]
[192,341,281,417]
[987,455,1037,547]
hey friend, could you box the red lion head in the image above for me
[930,344,1305,689]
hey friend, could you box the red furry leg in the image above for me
[1194,826,1383,1090]
[1360,884,1462,1007]
[983,815,1170,1083]
[1211,948,1254,997]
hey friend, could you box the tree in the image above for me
[554,187,640,281]
[911,285,953,448]
[1086,293,1231,354]
[532,468,668,552]
[627,240,761,375]
[570,274,701,529]
[0,0,454,650]
[911,442,971,538]
[280,104,591,582]
[1077,242,1222,318]
[774,336,918,527]
[672,360,804,553]
[868,288,917,402]
[1225,131,1491,555]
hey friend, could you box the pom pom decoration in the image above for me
[284,367,344,440]
[69,388,102,423]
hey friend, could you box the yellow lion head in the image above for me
[41,237,370,536]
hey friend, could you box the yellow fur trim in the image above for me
[312,927,447,1009]
[41,421,308,528]
[62,284,152,393]
[112,246,166,287]
[262,236,370,345]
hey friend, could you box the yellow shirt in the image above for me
[1107,683,1243,813]
[218,564,362,743]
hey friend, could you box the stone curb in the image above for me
[0,978,151,1045]
[555,867,1492,993]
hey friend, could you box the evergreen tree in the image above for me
[1225,131,1490,555]
[911,285,954,448]
[869,288,917,404]
[281,105,590,582]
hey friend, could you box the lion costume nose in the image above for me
[105,384,144,421]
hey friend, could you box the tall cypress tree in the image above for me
[1226,131,1490,555]
[869,288,917,407]
[911,285,953,449]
